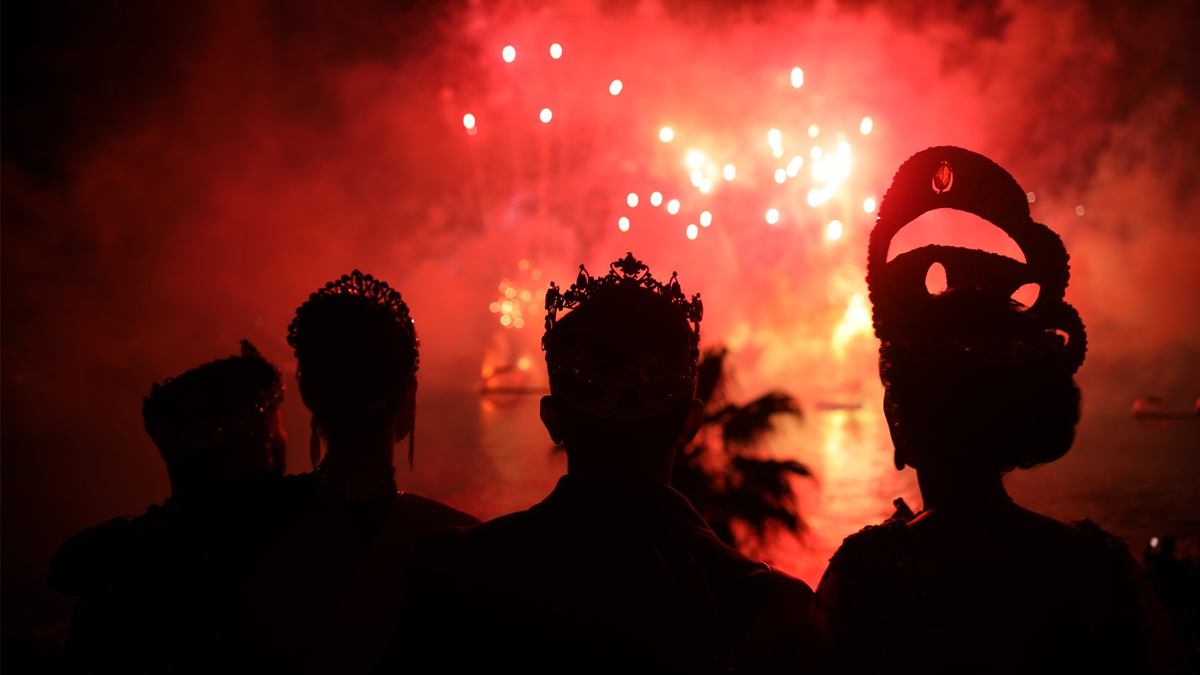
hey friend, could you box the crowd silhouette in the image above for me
[45,148,1195,673]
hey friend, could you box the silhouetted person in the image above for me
[239,270,477,673]
[49,341,288,672]
[816,147,1190,674]
[397,254,827,674]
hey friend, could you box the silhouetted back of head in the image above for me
[881,289,1080,470]
[543,253,702,454]
[867,147,1087,472]
[143,340,284,487]
[287,271,419,435]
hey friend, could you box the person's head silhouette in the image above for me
[142,340,286,498]
[287,271,419,487]
[540,253,705,483]
[866,147,1087,485]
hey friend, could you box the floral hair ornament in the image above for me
[543,252,703,421]
[867,146,1087,375]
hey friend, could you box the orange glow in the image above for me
[1027,191,1037,203]
[517,356,533,371]
[808,124,820,138]
[827,219,843,240]
[539,108,552,123]
[609,79,623,95]
[765,208,780,225]
[659,127,674,142]
[1076,205,1086,216]
[686,150,705,168]
[502,45,516,63]
[831,293,872,358]
[500,315,512,326]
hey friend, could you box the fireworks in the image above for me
[489,266,544,330]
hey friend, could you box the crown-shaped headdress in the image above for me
[288,270,420,469]
[287,270,421,389]
[143,340,285,455]
[867,146,1087,374]
[543,252,703,420]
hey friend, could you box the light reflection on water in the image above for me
[405,388,1200,589]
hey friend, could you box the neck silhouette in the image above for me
[916,461,1011,513]
[319,422,396,476]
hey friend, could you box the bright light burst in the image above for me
[791,66,804,88]
[808,124,820,138]
[667,199,680,214]
[686,224,699,240]
[831,293,873,358]
[539,108,553,123]
[860,116,873,134]
[700,210,712,227]
[659,127,674,142]
[723,164,736,180]
[491,276,541,329]
[650,191,663,206]
[609,79,623,95]
[618,216,630,232]
[863,197,877,213]
[627,192,639,207]
[827,219,843,240]
[463,113,476,130]
[766,208,780,225]
[549,43,563,59]
[502,45,516,62]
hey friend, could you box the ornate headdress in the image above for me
[543,252,703,420]
[287,270,420,468]
[867,146,1087,375]
[143,340,285,456]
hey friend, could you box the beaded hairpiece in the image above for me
[867,146,1087,374]
[287,270,420,468]
[543,252,703,420]
[143,340,285,455]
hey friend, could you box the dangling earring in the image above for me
[310,415,322,470]
[407,419,415,470]
[884,394,906,471]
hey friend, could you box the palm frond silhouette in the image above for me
[671,347,810,553]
